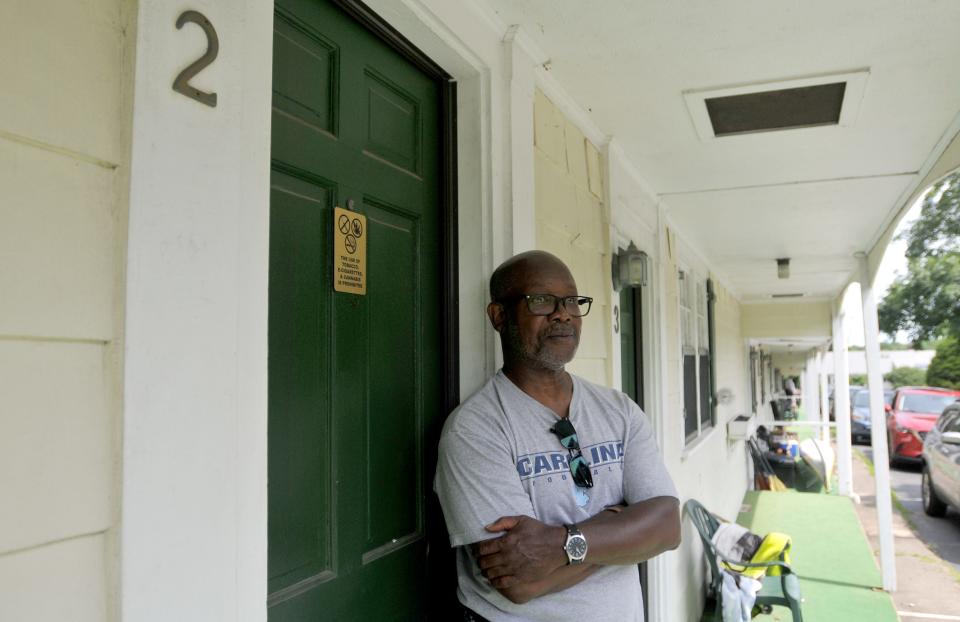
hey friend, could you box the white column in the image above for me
[803,355,817,421]
[860,256,897,591]
[817,349,830,443]
[122,2,273,620]
[832,308,853,496]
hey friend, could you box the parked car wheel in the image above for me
[922,465,948,517]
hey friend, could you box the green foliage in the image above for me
[878,253,960,344]
[926,336,960,390]
[879,172,960,345]
[904,173,960,260]
[883,366,926,388]
[921,338,946,351]
[849,374,868,386]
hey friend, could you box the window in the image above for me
[938,411,959,434]
[681,270,717,443]
[901,393,959,415]
[943,409,960,434]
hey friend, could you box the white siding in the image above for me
[0,0,126,163]
[0,534,108,622]
[0,142,117,339]
[0,341,111,553]
[0,0,133,619]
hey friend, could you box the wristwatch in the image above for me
[563,524,588,565]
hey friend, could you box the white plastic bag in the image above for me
[720,569,763,622]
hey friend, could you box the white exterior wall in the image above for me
[1,1,762,619]
[607,143,753,621]
[659,228,752,622]
[0,1,134,620]
[823,349,935,376]
[118,0,515,620]
[121,1,275,619]
[772,351,810,377]
[741,300,833,340]
[533,90,612,386]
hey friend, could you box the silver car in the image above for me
[921,400,960,517]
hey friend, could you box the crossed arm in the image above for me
[470,495,681,604]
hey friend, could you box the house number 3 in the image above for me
[173,10,219,107]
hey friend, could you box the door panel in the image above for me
[364,69,422,175]
[268,169,335,594]
[364,201,421,549]
[269,0,443,619]
[273,12,338,135]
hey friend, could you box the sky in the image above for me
[841,195,923,346]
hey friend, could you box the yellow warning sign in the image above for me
[333,206,366,295]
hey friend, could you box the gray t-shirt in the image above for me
[434,370,678,622]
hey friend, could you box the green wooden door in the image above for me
[268,1,443,619]
[619,287,643,410]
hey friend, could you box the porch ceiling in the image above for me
[486,0,960,301]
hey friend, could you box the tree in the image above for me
[879,172,960,345]
[849,374,868,386]
[926,336,960,390]
[878,254,960,344]
[903,173,960,259]
[884,366,926,388]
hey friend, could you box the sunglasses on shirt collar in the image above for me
[549,418,594,489]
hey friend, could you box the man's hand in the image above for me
[472,515,567,588]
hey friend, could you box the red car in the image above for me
[887,386,960,465]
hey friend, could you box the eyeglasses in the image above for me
[549,418,594,488]
[501,294,593,317]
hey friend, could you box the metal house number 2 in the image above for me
[172,10,219,107]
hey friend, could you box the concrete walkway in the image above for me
[851,446,960,621]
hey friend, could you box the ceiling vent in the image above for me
[771,293,805,299]
[683,70,869,141]
[706,83,845,136]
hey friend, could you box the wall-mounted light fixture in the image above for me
[612,242,648,291]
[777,257,790,279]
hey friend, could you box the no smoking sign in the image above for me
[333,206,367,295]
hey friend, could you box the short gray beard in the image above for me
[504,320,571,372]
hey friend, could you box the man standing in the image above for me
[435,251,680,621]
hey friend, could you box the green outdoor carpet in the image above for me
[736,490,897,622]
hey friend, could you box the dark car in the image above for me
[849,389,894,444]
[921,400,960,517]
[830,384,865,421]
[887,387,960,466]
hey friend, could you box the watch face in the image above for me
[567,535,587,559]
